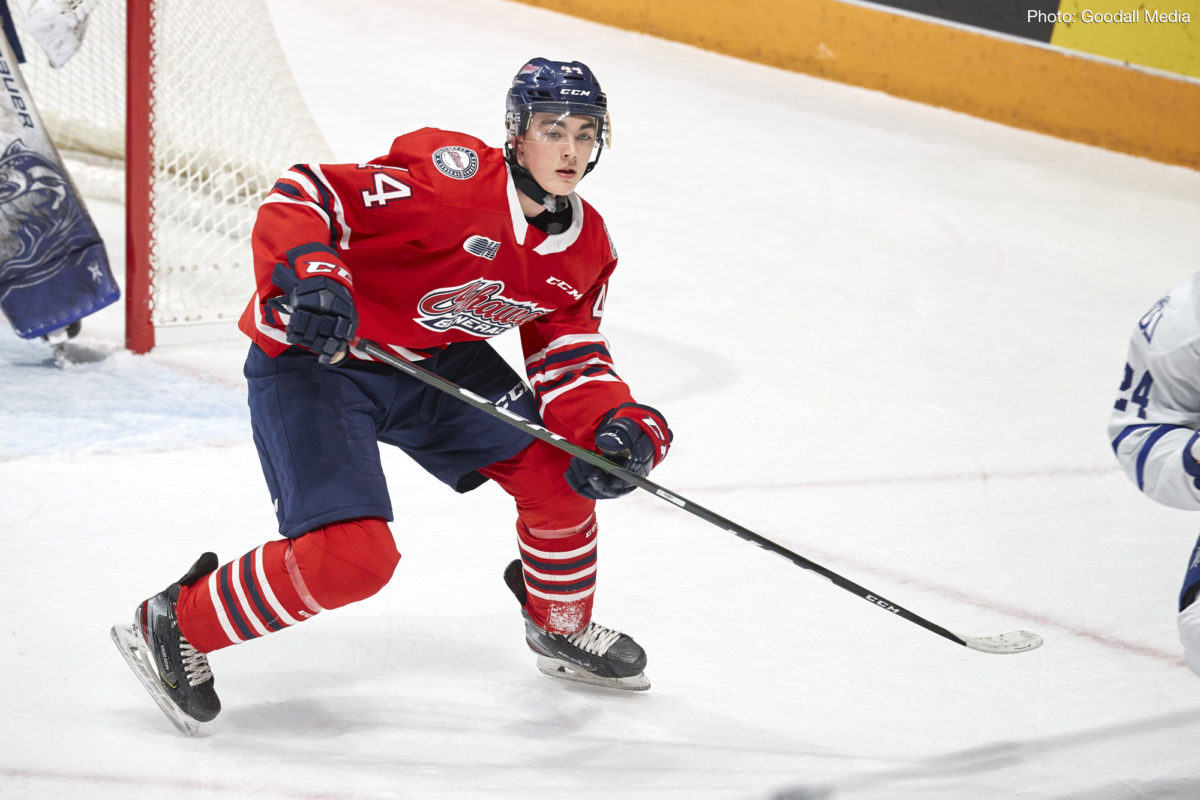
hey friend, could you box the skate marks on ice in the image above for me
[49,335,116,367]
[630,477,1184,667]
[767,707,1200,800]
[0,327,249,459]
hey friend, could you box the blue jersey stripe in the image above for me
[1112,423,1157,453]
[540,344,611,370]
[533,364,615,399]
[1134,424,1190,491]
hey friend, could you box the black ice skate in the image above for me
[503,559,650,691]
[110,552,222,735]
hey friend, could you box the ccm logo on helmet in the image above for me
[561,89,592,96]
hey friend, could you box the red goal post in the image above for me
[14,0,334,352]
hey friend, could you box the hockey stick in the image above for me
[355,338,1042,655]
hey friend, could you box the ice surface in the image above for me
[3,1,1200,798]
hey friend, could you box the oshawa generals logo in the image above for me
[415,279,551,337]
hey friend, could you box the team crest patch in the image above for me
[432,146,479,180]
[415,278,550,337]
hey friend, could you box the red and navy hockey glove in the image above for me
[266,261,358,366]
[565,403,672,500]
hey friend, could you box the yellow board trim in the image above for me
[508,0,1200,170]
[1052,0,1200,79]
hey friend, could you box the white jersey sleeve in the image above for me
[1108,272,1200,510]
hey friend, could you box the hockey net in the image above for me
[12,0,334,351]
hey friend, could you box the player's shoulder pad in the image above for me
[1135,272,1200,356]
[382,127,503,187]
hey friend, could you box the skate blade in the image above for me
[535,655,650,691]
[109,623,205,736]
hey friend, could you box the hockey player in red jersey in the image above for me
[111,58,673,733]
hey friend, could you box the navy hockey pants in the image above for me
[244,341,539,538]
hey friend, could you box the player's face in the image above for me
[516,112,600,195]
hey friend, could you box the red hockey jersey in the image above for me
[238,128,636,445]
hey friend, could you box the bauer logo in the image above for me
[432,146,479,180]
[463,235,500,260]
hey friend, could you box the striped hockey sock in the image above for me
[175,538,322,651]
[517,515,598,636]
[174,518,399,652]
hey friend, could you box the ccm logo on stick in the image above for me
[866,594,901,614]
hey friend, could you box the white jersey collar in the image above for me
[505,165,584,254]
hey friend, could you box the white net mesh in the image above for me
[13,0,334,335]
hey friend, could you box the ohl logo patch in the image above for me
[463,235,500,260]
[432,146,479,180]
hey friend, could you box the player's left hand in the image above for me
[565,403,672,500]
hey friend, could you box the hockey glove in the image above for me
[565,403,672,500]
[266,262,358,365]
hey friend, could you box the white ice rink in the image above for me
[4,1,1200,797]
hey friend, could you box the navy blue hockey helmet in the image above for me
[505,58,611,176]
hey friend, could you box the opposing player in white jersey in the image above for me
[1109,272,1200,676]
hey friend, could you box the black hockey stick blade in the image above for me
[354,339,1043,656]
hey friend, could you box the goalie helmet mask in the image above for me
[505,58,611,210]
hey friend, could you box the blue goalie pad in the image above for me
[0,139,119,339]
[0,24,118,340]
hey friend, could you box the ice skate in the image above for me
[504,559,650,691]
[42,320,80,367]
[110,552,221,735]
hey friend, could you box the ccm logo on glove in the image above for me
[303,260,354,284]
[265,260,359,366]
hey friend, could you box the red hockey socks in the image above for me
[479,441,602,634]
[517,515,598,635]
[176,518,399,652]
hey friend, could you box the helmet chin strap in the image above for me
[509,162,568,214]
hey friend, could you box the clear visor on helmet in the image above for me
[509,103,612,151]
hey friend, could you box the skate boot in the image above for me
[110,553,221,734]
[504,559,649,691]
[42,320,82,367]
